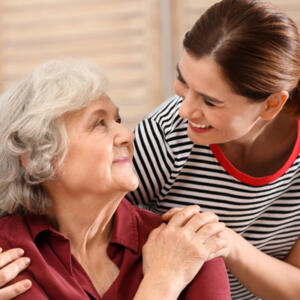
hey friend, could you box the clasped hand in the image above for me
[142,205,227,296]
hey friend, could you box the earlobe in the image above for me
[260,90,289,120]
[21,155,28,167]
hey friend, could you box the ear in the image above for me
[20,154,28,168]
[260,90,289,120]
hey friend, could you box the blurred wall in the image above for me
[0,0,299,128]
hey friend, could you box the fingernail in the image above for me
[0,247,2,252]
[17,248,24,255]
[23,280,32,289]
[23,257,31,265]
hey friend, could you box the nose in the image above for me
[179,90,204,120]
[114,122,134,146]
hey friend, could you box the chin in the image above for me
[119,176,139,193]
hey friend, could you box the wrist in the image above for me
[223,228,243,265]
[137,272,183,300]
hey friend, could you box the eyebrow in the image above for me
[87,107,120,121]
[176,64,224,104]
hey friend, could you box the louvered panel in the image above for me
[0,0,162,129]
[2,52,146,78]
[4,38,144,60]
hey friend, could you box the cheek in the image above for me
[222,113,257,137]
[174,80,185,97]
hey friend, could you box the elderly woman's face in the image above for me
[56,94,139,197]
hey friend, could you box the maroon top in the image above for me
[0,199,231,299]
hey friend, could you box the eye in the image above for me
[95,119,105,127]
[203,96,215,107]
[176,74,186,85]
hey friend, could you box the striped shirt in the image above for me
[126,95,300,300]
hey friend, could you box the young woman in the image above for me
[127,1,300,299]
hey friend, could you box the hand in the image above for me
[162,206,233,261]
[142,205,226,297]
[0,248,31,300]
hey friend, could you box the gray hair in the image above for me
[0,59,108,215]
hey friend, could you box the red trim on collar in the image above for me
[210,119,300,186]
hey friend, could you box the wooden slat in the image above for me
[0,0,163,129]
[0,1,3,92]
[2,0,138,12]
[143,0,163,109]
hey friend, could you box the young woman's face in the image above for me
[174,51,266,146]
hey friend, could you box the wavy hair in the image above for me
[0,59,107,215]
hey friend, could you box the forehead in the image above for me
[179,52,238,102]
[63,94,117,125]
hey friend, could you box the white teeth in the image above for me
[190,121,210,128]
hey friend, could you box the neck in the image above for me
[45,191,125,255]
[218,113,298,176]
[221,113,296,156]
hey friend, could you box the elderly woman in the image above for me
[0,60,231,299]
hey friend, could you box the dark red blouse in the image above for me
[0,199,231,299]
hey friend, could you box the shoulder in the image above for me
[0,214,37,250]
[135,95,186,137]
[183,257,231,299]
[122,199,162,244]
[0,214,27,234]
[123,199,162,228]
[0,214,30,249]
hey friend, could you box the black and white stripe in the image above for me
[126,95,300,300]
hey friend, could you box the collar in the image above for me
[25,198,139,253]
[109,198,139,253]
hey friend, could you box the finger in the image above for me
[167,205,200,227]
[195,222,226,243]
[184,211,219,232]
[0,249,24,269]
[161,207,184,222]
[0,257,31,288]
[0,279,32,300]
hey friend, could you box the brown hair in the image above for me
[184,0,300,114]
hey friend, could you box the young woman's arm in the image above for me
[220,227,300,300]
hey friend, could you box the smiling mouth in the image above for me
[190,121,212,129]
[113,156,130,164]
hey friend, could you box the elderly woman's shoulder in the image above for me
[0,214,30,247]
[0,213,26,228]
[121,199,162,245]
[123,199,161,226]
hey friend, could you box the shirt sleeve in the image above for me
[126,115,175,209]
[182,257,232,300]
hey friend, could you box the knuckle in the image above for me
[205,211,218,221]
[13,282,27,294]
[215,238,225,248]
[0,272,9,286]
[16,258,27,270]
[194,213,204,223]
[193,246,208,259]
[205,223,215,233]
[189,205,200,213]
